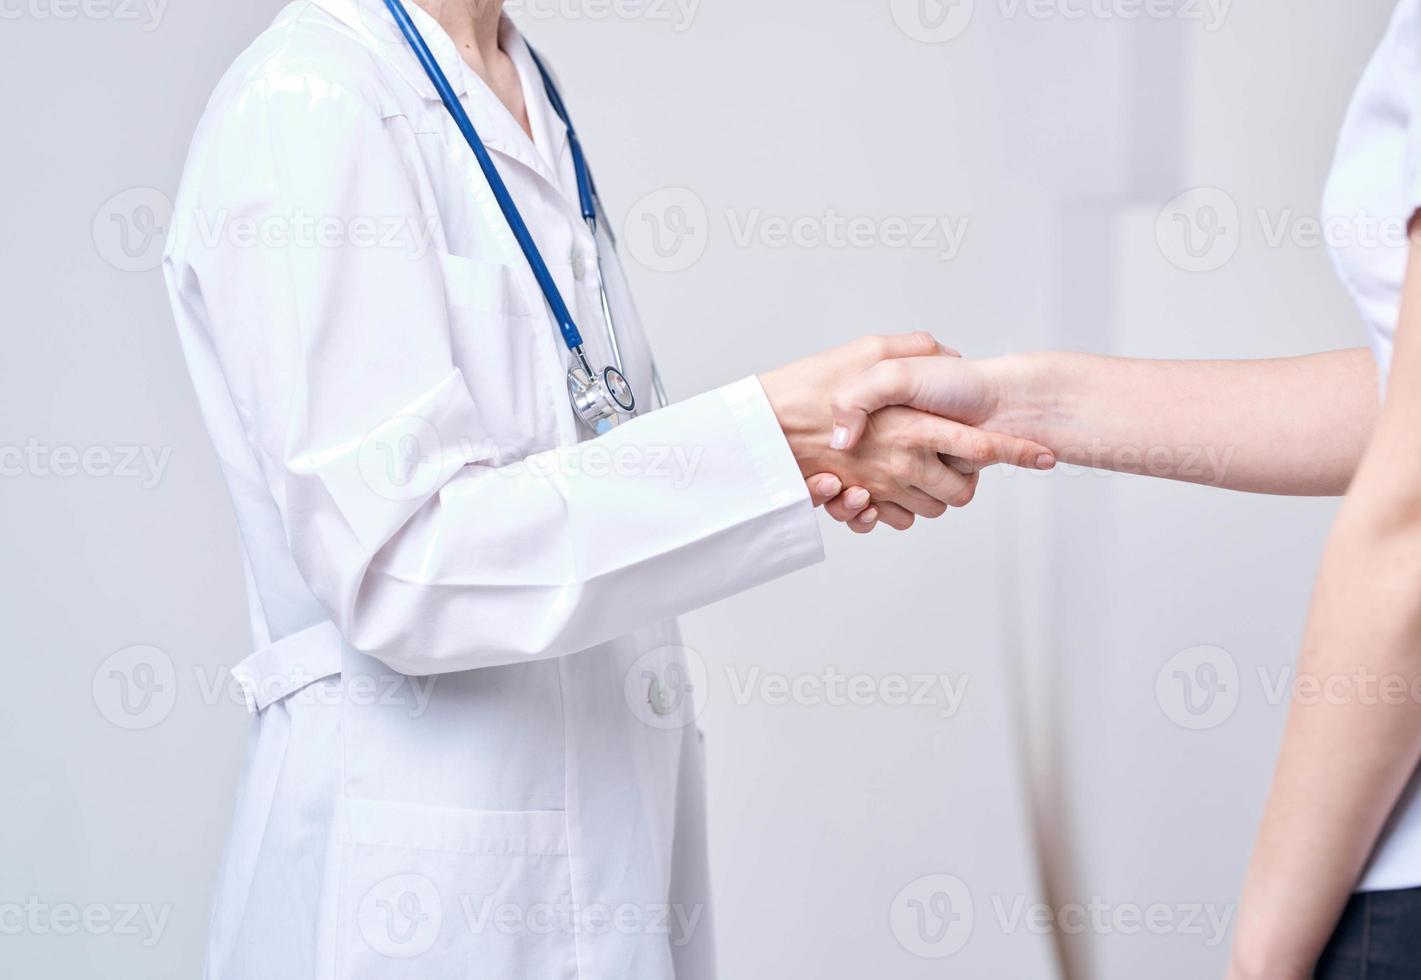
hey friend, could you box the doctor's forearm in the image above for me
[983,349,1378,494]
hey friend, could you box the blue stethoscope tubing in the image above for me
[381,0,665,419]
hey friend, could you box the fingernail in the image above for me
[830,426,850,450]
[814,475,841,497]
[859,508,878,525]
[845,488,870,509]
[1036,453,1056,470]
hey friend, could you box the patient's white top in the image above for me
[1323,0,1421,892]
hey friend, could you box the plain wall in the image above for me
[0,1,1393,977]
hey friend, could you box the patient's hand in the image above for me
[762,334,1054,532]
[829,352,1016,451]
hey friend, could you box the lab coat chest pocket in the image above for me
[436,250,564,453]
[327,797,578,980]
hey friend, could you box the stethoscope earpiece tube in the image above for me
[381,0,645,431]
[381,0,584,351]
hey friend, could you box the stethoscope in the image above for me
[382,0,664,433]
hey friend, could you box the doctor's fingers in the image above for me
[823,489,917,531]
[806,473,846,507]
[821,487,915,532]
[846,501,914,533]
[824,486,872,523]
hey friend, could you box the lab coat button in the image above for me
[571,250,587,281]
[648,676,677,717]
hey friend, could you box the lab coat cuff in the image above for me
[719,376,825,571]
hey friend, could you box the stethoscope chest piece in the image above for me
[567,362,636,434]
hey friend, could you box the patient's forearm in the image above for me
[985,349,1378,495]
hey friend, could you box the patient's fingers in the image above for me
[913,456,978,508]
[942,454,978,476]
[913,415,1056,472]
[894,484,951,519]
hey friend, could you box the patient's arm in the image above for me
[829,348,1379,496]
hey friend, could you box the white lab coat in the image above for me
[163,2,824,977]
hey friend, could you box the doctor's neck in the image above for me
[416,0,507,75]
[414,0,530,137]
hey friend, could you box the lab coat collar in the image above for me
[312,0,571,206]
[312,0,471,101]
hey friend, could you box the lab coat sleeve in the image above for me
[170,71,824,675]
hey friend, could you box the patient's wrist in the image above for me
[979,351,1066,445]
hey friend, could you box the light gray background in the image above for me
[0,1,1393,977]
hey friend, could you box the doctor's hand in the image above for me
[760,334,1055,531]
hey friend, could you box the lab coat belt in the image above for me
[231,620,344,713]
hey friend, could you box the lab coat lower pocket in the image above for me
[328,797,578,980]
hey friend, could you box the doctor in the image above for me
[163,0,1055,977]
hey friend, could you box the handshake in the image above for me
[759,332,1056,532]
